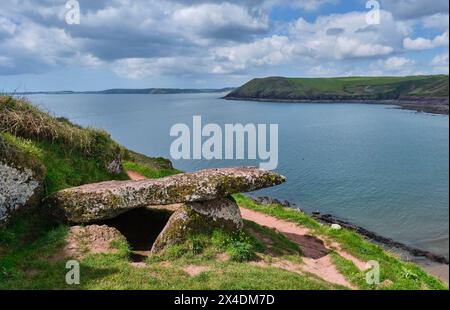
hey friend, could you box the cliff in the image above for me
[225,75,449,114]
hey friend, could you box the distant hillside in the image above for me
[225,75,449,114]
[14,88,235,95]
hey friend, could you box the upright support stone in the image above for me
[151,197,243,254]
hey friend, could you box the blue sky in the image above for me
[0,0,448,91]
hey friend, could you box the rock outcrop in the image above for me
[0,135,45,226]
[45,167,285,223]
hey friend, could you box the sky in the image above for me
[0,0,448,91]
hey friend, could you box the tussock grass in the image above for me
[0,95,124,167]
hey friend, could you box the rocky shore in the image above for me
[224,97,449,115]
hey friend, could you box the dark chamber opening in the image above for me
[94,208,173,261]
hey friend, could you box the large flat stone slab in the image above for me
[45,167,286,223]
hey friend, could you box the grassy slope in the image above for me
[225,75,449,101]
[0,207,341,290]
[234,194,447,290]
[1,194,446,289]
[0,96,179,194]
[0,95,447,290]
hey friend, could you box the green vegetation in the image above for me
[123,161,179,179]
[226,75,449,101]
[0,212,68,289]
[1,95,447,290]
[0,210,341,290]
[0,96,179,194]
[0,95,125,166]
[122,149,180,179]
[234,194,447,290]
[0,190,446,290]
[1,132,128,195]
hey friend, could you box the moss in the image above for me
[165,184,198,200]
[0,133,45,179]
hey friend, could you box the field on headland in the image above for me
[0,95,448,290]
[225,75,449,114]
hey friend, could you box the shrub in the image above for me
[227,241,255,262]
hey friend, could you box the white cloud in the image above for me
[422,13,449,31]
[381,0,449,20]
[368,56,418,76]
[404,31,449,50]
[384,56,415,70]
[112,56,207,79]
[173,3,269,42]
[430,52,450,74]
[431,53,449,66]
[0,0,449,81]
[288,11,408,60]
[212,35,293,74]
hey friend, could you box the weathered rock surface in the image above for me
[0,135,45,226]
[45,167,286,223]
[151,197,242,254]
[62,225,125,259]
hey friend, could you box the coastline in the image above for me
[248,196,449,283]
[224,97,450,115]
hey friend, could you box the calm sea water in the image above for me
[28,93,449,258]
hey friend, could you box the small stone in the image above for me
[331,224,342,230]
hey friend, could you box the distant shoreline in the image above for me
[224,96,449,115]
[9,88,235,96]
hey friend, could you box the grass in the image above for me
[0,211,341,290]
[123,160,179,179]
[1,132,128,195]
[1,194,446,290]
[0,212,68,289]
[234,194,448,290]
[1,94,447,290]
[0,96,125,165]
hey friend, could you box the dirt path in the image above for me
[126,170,147,180]
[127,169,365,289]
[240,208,366,288]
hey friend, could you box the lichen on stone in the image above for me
[0,135,45,226]
[45,167,286,223]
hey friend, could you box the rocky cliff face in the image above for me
[0,135,45,226]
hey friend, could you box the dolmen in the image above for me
[45,167,286,253]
